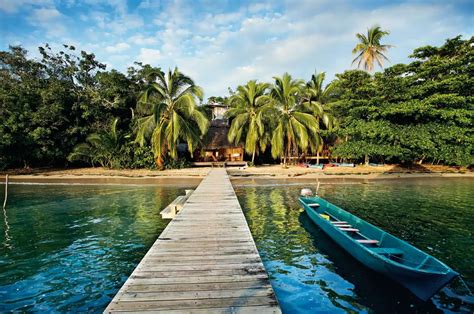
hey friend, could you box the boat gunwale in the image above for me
[299,196,456,276]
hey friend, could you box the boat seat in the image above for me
[331,221,348,224]
[335,224,352,228]
[370,248,404,256]
[339,228,359,232]
[308,203,320,207]
[357,239,379,244]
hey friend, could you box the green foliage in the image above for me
[269,73,335,164]
[134,67,209,168]
[163,157,190,169]
[68,118,158,169]
[334,36,473,166]
[1,36,471,169]
[227,80,272,163]
[302,71,338,151]
[0,44,136,169]
[352,25,393,71]
[118,143,157,169]
[68,118,122,168]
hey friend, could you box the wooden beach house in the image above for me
[193,102,245,164]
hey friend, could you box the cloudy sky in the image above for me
[1,0,472,97]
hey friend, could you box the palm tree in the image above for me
[227,80,272,164]
[352,25,393,72]
[270,73,320,166]
[134,68,209,168]
[302,71,336,164]
[68,118,121,168]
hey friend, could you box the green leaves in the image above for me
[268,73,333,163]
[227,80,271,162]
[1,36,471,170]
[67,118,121,168]
[133,67,209,167]
[352,25,393,72]
[335,36,473,166]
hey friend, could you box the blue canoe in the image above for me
[299,196,459,301]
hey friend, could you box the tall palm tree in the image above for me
[68,118,121,168]
[270,73,320,166]
[227,80,272,163]
[302,71,336,164]
[303,71,336,127]
[352,25,393,72]
[134,68,209,168]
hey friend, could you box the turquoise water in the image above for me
[0,183,195,312]
[234,178,474,313]
[1,178,472,312]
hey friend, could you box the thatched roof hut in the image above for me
[199,119,244,161]
[203,120,235,150]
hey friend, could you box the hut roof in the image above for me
[203,120,241,150]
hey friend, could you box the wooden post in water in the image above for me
[2,175,8,210]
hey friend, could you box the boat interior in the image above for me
[301,197,449,272]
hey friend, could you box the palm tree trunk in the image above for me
[156,156,164,169]
[285,141,291,166]
[364,154,369,165]
[316,151,320,165]
[251,150,255,164]
[156,145,167,170]
[418,156,425,165]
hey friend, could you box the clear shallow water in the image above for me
[0,183,195,312]
[234,178,474,313]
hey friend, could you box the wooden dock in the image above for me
[105,168,281,313]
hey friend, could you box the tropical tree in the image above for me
[226,80,272,163]
[302,71,337,163]
[67,118,121,168]
[352,25,393,72]
[270,73,320,165]
[334,36,473,166]
[134,67,209,168]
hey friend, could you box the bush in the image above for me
[163,158,190,169]
[118,143,156,169]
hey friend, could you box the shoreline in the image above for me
[1,165,472,185]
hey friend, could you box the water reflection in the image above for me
[0,183,195,312]
[2,205,12,250]
[235,178,473,313]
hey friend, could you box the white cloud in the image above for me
[26,7,66,38]
[137,48,162,65]
[107,14,144,34]
[82,0,127,15]
[4,0,470,99]
[129,34,158,45]
[137,0,160,10]
[105,42,130,53]
[0,0,52,13]
[29,8,61,22]
[248,2,273,14]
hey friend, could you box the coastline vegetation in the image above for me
[0,35,472,170]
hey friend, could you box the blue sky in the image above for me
[1,0,472,97]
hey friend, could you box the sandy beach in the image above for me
[1,164,472,184]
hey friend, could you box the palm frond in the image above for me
[271,123,284,159]
[352,25,392,71]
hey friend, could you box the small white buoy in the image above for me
[300,188,313,197]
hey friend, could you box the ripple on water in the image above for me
[0,184,193,312]
[236,178,474,313]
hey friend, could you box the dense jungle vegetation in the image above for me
[0,36,472,170]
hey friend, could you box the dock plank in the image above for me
[104,168,280,313]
